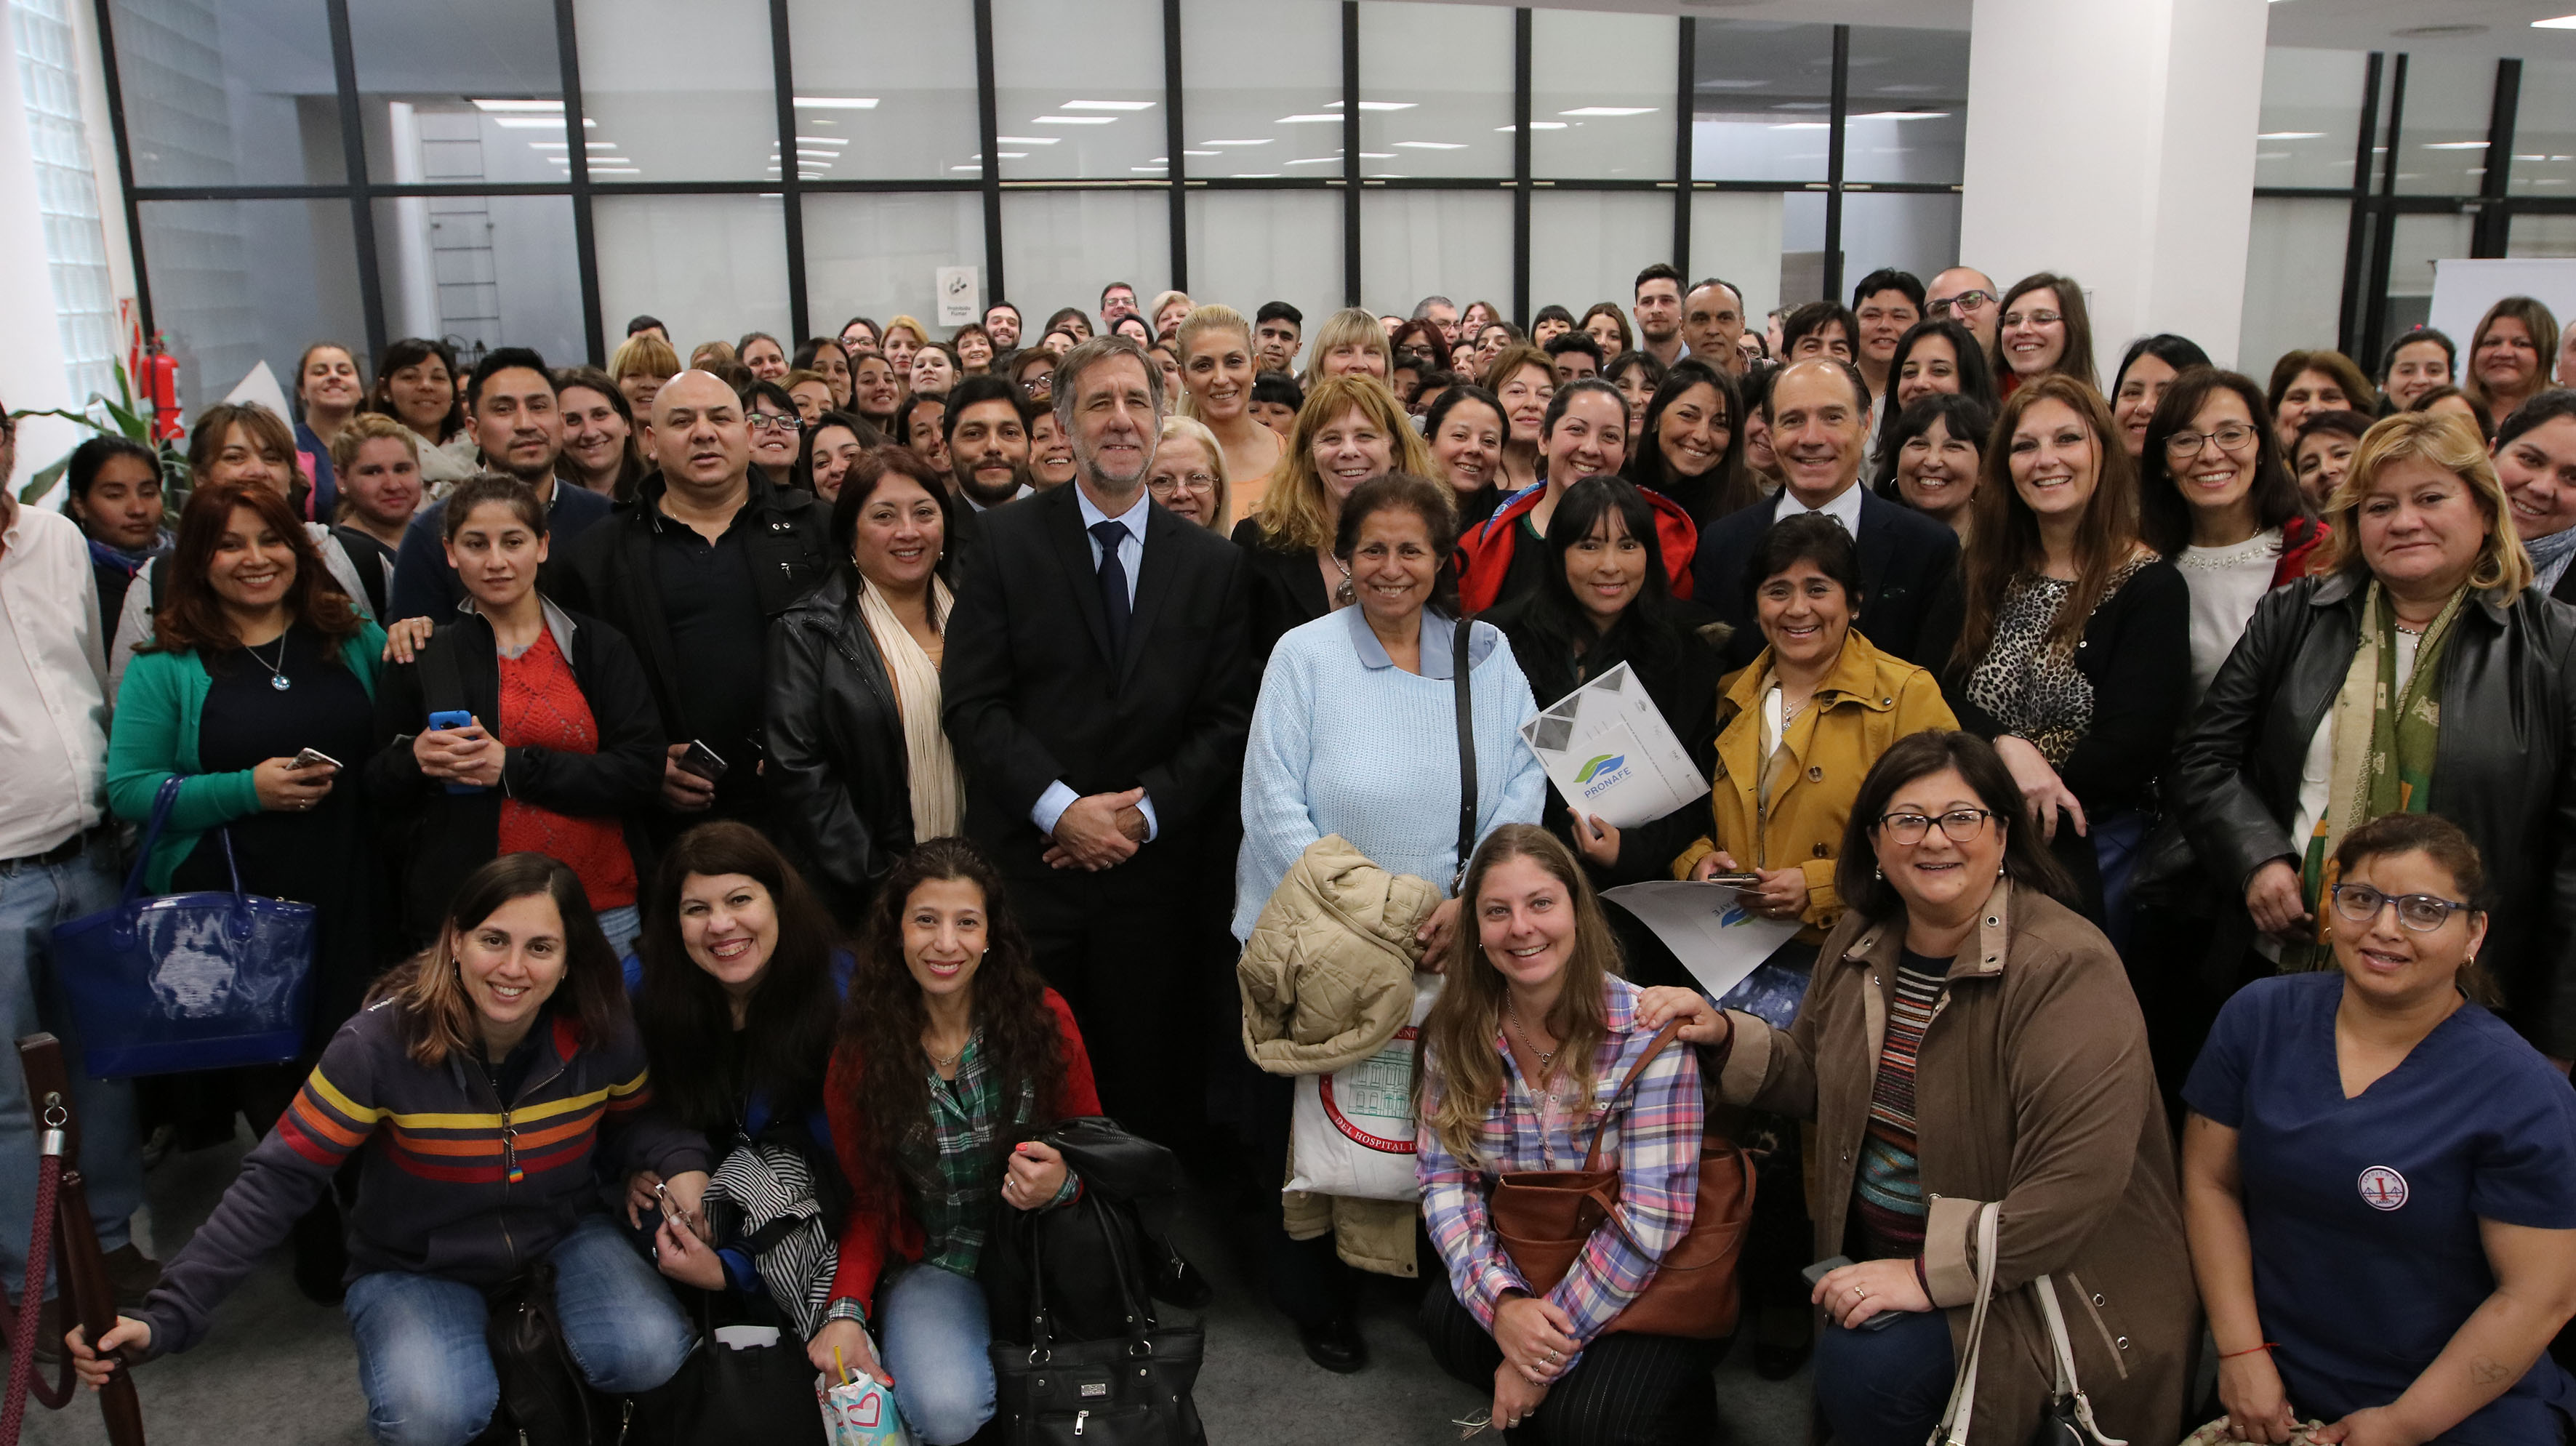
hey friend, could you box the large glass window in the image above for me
[1835,193,1960,294]
[803,192,987,341]
[111,0,344,187]
[2391,55,2494,198]
[372,194,584,366]
[2382,212,2474,341]
[2239,197,2348,376]
[1359,189,1510,324]
[1690,20,1832,184]
[350,0,568,185]
[2255,48,2368,192]
[1690,191,1786,329]
[1187,191,1340,332]
[1842,27,1965,186]
[573,0,776,183]
[1181,0,1339,185]
[2509,59,2576,198]
[1000,189,1169,321]
[1530,9,1674,181]
[1360,2,1512,180]
[138,198,365,407]
[1529,190,1671,318]
[592,194,791,352]
[992,0,1164,182]
[785,0,979,182]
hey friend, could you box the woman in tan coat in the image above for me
[1642,729,2195,1444]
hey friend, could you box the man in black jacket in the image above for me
[1692,357,1960,665]
[941,337,1254,1146]
[555,370,832,833]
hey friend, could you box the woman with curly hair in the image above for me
[811,838,1099,1446]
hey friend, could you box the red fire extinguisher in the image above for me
[140,335,181,443]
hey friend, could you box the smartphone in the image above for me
[1802,1255,1899,1331]
[424,710,489,795]
[1702,872,1762,889]
[675,739,729,783]
[287,747,342,771]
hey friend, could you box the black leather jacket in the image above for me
[764,572,916,925]
[2170,571,2576,1055]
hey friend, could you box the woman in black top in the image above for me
[63,435,166,627]
[1632,361,1760,526]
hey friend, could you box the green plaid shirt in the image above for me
[826,1031,1073,1325]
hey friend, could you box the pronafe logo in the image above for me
[1575,752,1632,800]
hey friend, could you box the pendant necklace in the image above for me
[1332,557,1355,608]
[1506,1001,1558,1069]
[249,635,292,691]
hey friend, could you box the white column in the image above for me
[0,3,79,478]
[1957,0,2271,375]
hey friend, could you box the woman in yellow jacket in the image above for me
[1573,510,1954,1377]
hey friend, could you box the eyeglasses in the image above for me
[1147,473,1216,495]
[747,413,803,434]
[1875,808,1994,845]
[1019,379,1052,396]
[1929,290,1995,316]
[2003,310,2063,328]
[2329,883,2472,933]
[2164,422,2259,457]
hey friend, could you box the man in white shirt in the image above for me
[1690,358,1962,665]
[0,403,152,1322]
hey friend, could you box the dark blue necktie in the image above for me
[1091,519,1131,659]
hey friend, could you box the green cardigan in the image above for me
[105,626,385,893]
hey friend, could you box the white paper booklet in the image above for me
[1517,662,1709,828]
[1600,880,1803,1003]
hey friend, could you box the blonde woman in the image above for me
[1309,307,1394,382]
[1176,305,1284,513]
[1150,417,1229,533]
[1232,374,1434,657]
[609,331,680,419]
[1149,289,1195,342]
[880,316,928,379]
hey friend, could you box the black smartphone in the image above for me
[1802,1255,1899,1331]
[675,739,729,783]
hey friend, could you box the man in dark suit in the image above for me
[942,337,1254,1148]
[2492,390,2576,606]
[1693,356,1961,665]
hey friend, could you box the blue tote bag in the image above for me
[51,776,317,1077]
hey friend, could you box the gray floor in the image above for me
[21,1127,1812,1445]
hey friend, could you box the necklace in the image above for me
[1331,555,1355,608]
[923,1035,967,1070]
[247,634,292,691]
[1506,1001,1558,1069]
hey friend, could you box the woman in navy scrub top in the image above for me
[2183,812,2576,1445]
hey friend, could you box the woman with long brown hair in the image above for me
[811,838,1099,1445]
[1230,374,1436,658]
[1415,824,1711,1445]
[68,853,706,1445]
[1919,373,2189,936]
[2462,295,2557,425]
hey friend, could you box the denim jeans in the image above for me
[593,904,641,960]
[1813,1305,1955,1446]
[0,843,140,1296]
[876,1262,996,1446]
[343,1213,694,1446]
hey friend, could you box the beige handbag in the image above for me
[1927,1201,2127,1446]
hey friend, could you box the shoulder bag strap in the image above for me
[2034,1274,2129,1446]
[1930,1200,2004,1446]
[1451,612,1477,893]
[1578,1019,1687,1173]
[120,774,187,901]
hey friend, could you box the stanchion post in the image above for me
[18,1034,144,1445]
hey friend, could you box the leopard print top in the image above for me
[1962,557,2152,766]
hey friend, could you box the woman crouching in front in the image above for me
[68,854,705,1445]
[1416,824,1711,1445]
[810,838,1100,1445]
[1640,731,2196,1446]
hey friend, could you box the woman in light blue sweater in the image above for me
[1233,472,1546,1373]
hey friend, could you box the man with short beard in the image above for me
[984,302,1023,353]
[943,376,1036,511]
[941,337,1253,1150]
[1634,262,1685,367]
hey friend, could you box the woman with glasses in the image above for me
[2172,409,2576,1064]
[2140,367,2327,707]
[1148,417,1228,532]
[1994,272,2100,394]
[1636,730,2194,1446]
[1176,305,1283,513]
[2463,296,2556,427]
[2182,813,2576,1446]
[743,380,805,491]
[1008,348,1056,409]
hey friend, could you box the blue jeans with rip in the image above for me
[0,844,140,1296]
[877,1262,997,1445]
[342,1213,694,1446]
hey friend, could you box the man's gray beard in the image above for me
[958,459,1033,507]
[1074,429,1160,494]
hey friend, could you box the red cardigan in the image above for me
[2274,514,2328,587]
[1453,481,1699,613]
[824,989,1099,1317]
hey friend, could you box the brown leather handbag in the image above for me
[1487,1020,1754,1339]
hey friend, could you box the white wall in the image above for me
[0,2,79,485]
[1957,0,2268,374]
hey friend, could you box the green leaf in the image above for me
[18,456,68,505]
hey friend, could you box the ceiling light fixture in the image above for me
[494,117,592,129]
[1033,116,1117,124]
[1284,156,1343,165]
[994,136,1060,145]
[794,97,879,108]
[1494,122,1567,132]
[470,98,563,112]
[2423,140,2489,150]
[2258,131,2324,139]
[796,136,848,146]
[1062,99,1155,110]
[1851,111,1950,120]
[1277,114,1342,124]
[1395,140,1464,148]
[1560,106,1656,116]
[1201,138,1272,146]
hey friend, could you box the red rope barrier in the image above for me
[0,1123,64,1444]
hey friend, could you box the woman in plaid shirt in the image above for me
[1415,825,1710,1444]
[811,839,1100,1446]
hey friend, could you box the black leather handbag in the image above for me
[985,1189,1205,1446]
[485,1262,609,1446]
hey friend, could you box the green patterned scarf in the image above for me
[2290,581,2463,968]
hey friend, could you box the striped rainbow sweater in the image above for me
[137,996,707,1357]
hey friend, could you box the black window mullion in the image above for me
[87,0,153,342]
[324,0,386,363]
[553,0,604,365]
[1822,23,1848,306]
[974,0,1006,305]
[1672,16,1692,273]
[1165,0,1187,292]
[1343,1,1361,308]
[2335,52,2384,357]
[1512,7,1531,327]
[2473,57,2520,259]
[2360,53,2409,366]
[769,0,809,341]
